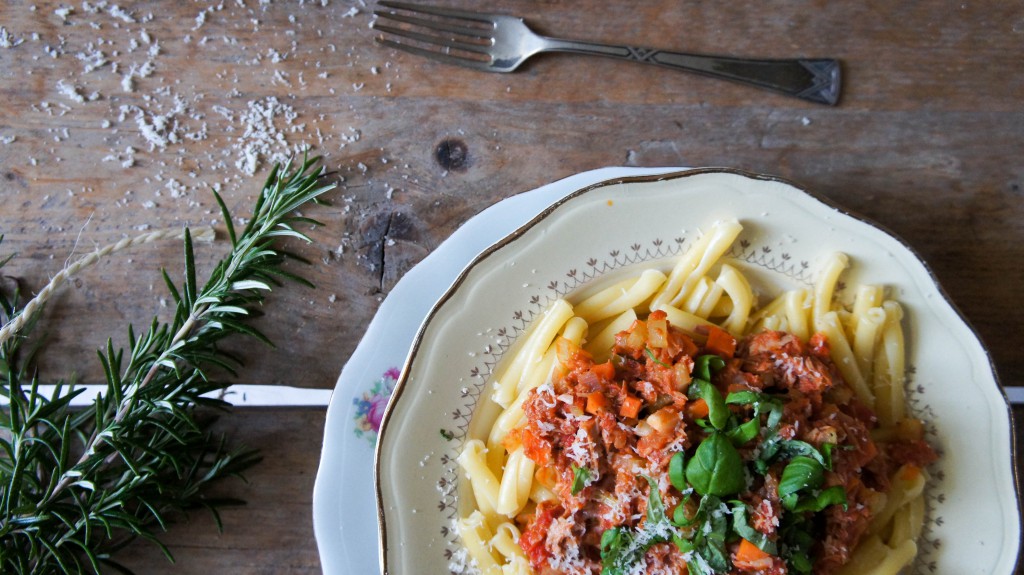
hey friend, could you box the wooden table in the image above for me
[1,0,1022,572]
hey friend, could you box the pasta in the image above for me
[457,220,936,575]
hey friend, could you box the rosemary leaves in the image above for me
[0,156,335,573]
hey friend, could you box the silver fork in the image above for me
[372,1,840,105]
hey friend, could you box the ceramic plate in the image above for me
[313,167,682,574]
[374,169,1020,574]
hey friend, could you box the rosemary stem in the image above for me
[1,157,335,571]
[45,307,204,506]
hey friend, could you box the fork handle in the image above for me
[540,39,840,105]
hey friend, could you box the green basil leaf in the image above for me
[669,451,687,491]
[601,478,680,575]
[686,433,745,497]
[700,382,730,431]
[600,526,623,552]
[819,485,849,511]
[757,436,830,473]
[684,553,714,575]
[673,534,695,556]
[571,464,592,495]
[776,440,827,466]
[600,527,634,575]
[726,417,760,446]
[674,496,732,575]
[788,549,814,574]
[792,485,848,513]
[687,379,707,401]
[729,501,778,556]
[695,354,725,381]
[700,505,731,572]
[763,400,785,431]
[673,492,715,528]
[725,390,785,433]
[724,390,762,406]
[675,503,692,527]
[821,442,838,470]
[754,433,782,474]
[644,475,668,526]
[673,501,691,526]
[778,456,825,500]
[780,516,816,574]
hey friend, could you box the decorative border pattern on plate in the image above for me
[433,231,944,574]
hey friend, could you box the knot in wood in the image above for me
[435,138,469,172]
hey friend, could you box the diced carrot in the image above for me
[586,391,609,414]
[705,325,737,358]
[591,360,615,382]
[735,538,772,564]
[619,395,642,419]
[899,464,921,482]
[687,398,710,419]
[570,395,586,417]
[521,429,552,466]
[535,465,558,489]
[672,331,700,358]
[502,427,523,451]
[896,417,925,441]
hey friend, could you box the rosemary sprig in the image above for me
[0,156,335,574]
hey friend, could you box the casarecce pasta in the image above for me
[457,220,935,575]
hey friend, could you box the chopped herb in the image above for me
[724,390,762,405]
[699,381,730,431]
[755,435,833,474]
[725,417,760,445]
[790,485,848,513]
[779,456,825,508]
[669,451,687,491]
[600,476,677,574]
[439,429,454,441]
[694,354,726,381]
[730,501,778,555]
[643,475,669,526]
[690,496,730,573]
[571,464,592,495]
[780,514,816,574]
[599,527,636,575]
[726,390,786,431]
[644,346,671,368]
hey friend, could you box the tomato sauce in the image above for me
[514,313,935,575]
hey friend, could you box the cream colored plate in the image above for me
[375,169,1019,574]
[314,167,679,574]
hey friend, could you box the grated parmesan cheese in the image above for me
[0,26,24,48]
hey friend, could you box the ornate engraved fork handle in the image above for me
[539,38,841,105]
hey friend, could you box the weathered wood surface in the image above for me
[0,0,1022,572]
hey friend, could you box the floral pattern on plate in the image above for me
[353,367,400,445]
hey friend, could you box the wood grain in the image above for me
[112,409,326,574]
[0,0,1022,572]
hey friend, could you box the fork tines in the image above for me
[372,1,495,69]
